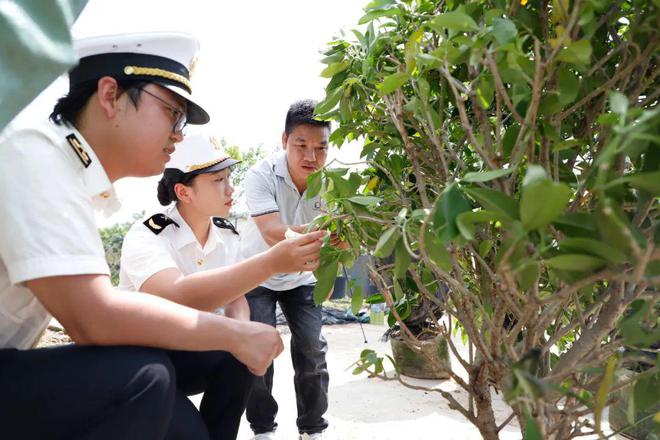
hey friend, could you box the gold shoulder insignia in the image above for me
[212,217,239,235]
[66,134,91,168]
[143,213,180,235]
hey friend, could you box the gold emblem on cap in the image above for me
[123,65,192,92]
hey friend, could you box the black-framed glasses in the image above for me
[139,88,188,134]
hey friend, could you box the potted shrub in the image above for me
[309,0,659,438]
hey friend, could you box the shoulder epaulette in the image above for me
[212,217,239,235]
[66,133,92,168]
[143,213,179,235]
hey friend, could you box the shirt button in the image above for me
[100,192,110,199]
[196,259,204,266]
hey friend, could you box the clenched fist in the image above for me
[232,320,284,375]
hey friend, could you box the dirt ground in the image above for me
[223,322,523,440]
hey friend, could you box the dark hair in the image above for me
[157,169,198,206]
[284,99,331,135]
[49,78,150,126]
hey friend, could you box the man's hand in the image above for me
[232,321,284,375]
[267,230,326,273]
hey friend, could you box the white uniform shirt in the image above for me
[119,206,241,293]
[0,121,119,350]
[241,152,323,291]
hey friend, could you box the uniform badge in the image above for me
[143,213,179,235]
[66,134,92,168]
[212,217,239,235]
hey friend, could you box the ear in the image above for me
[96,76,121,119]
[281,131,288,150]
[173,182,193,204]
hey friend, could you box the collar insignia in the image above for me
[143,213,180,235]
[66,134,92,168]
[212,217,239,235]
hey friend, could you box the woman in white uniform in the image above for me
[119,134,325,440]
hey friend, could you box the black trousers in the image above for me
[0,344,253,440]
[245,285,329,435]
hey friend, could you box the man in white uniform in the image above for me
[0,33,323,440]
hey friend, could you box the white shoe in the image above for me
[252,433,276,440]
[299,433,323,440]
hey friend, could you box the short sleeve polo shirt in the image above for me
[241,151,324,291]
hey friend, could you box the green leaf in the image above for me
[456,210,511,240]
[521,180,572,231]
[358,7,402,25]
[476,74,495,109]
[545,254,607,271]
[478,239,494,257]
[503,123,521,158]
[351,284,364,315]
[428,11,480,33]
[315,87,344,115]
[634,372,660,412]
[313,258,339,304]
[517,261,539,291]
[394,239,411,280]
[492,18,517,45]
[348,196,383,206]
[619,299,660,348]
[617,171,660,196]
[378,72,410,95]
[320,61,350,78]
[558,238,627,264]
[404,27,424,73]
[552,138,582,152]
[320,52,344,65]
[553,212,599,238]
[306,171,323,199]
[388,299,412,328]
[594,199,635,256]
[594,356,617,433]
[556,39,592,66]
[464,187,520,219]
[374,226,400,258]
[523,412,543,440]
[392,279,404,302]
[433,183,472,242]
[462,168,513,182]
[423,227,452,271]
[365,294,385,304]
[557,69,580,104]
[364,0,396,11]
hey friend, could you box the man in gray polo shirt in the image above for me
[241,100,330,440]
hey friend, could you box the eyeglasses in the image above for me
[138,88,188,134]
